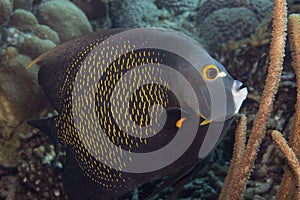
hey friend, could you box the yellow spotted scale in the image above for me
[27,28,247,200]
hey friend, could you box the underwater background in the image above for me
[0,0,299,199]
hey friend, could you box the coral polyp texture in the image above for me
[197,0,273,50]
[0,0,13,26]
[109,0,162,28]
[35,0,92,42]
[155,0,198,15]
[8,9,38,32]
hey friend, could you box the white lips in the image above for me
[232,80,248,114]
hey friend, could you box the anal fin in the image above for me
[27,116,61,162]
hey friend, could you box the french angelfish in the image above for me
[27,28,248,200]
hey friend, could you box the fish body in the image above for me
[28,28,247,200]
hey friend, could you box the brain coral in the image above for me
[33,24,60,45]
[109,0,163,28]
[13,0,33,11]
[18,34,56,58]
[155,0,198,15]
[197,0,246,22]
[8,9,38,32]
[197,0,273,50]
[36,0,92,42]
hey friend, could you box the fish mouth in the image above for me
[232,80,248,114]
[185,80,247,124]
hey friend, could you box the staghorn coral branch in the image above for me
[276,169,294,200]
[218,115,247,200]
[271,130,300,200]
[224,0,287,199]
[287,15,300,153]
[276,13,300,200]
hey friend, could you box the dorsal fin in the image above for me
[26,29,127,112]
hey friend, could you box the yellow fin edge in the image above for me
[200,119,211,126]
[199,113,211,126]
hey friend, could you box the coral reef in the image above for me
[0,0,298,199]
[8,9,38,32]
[0,46,49,170]
[33,25,60,45]
[275,13,300,200]
[155,0,198,15]
[219,115,247,199]
[0,176,18,200]
[0,123,22,166]
[0,48,49,128]
[199,7,260,50]
[70,0,110,30]
[13,0,33,11]
[18,34,56,58]
[109,0,163,28]
[108,0,199,42]
[16,129,66,200]
[246,0,274,21]
[0,126,67,200]
[0,1,100,199]
[71,0,107,21]
[0,0,13,26]
[1,27,25,48]
[220,13,273,52]
[271,130,300,199]
[218,1,300,199]
[288,0,300,13]
[1,9,59,58]
[197,0,273,50]
[36,0,92,42]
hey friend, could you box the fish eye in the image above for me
[202,64,219,81]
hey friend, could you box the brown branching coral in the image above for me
[271,130,300,200]
[275,13,300,200]
[288,16,300,150]
[220,1,300,199]
[218,115,247,200]
[219,0,288,199]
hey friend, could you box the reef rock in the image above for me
[18,34,56,58]
[109,0,162,28]
[1,27,25,48]
[0,0,13,26]
[197,0,273,50]
[71,0,107,21]
[36,0,92,42]
[199,7,259,49]
[155,0,198,15]
[0,48,49,129]
[33,24,60,45]
[13,0,33,11]
[8,9,38,32]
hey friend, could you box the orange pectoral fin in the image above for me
[176,117,186,128]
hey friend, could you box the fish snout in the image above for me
[232,80,248,114]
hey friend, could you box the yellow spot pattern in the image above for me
[54,39,172,191]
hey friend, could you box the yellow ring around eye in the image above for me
[202,64,220,81]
